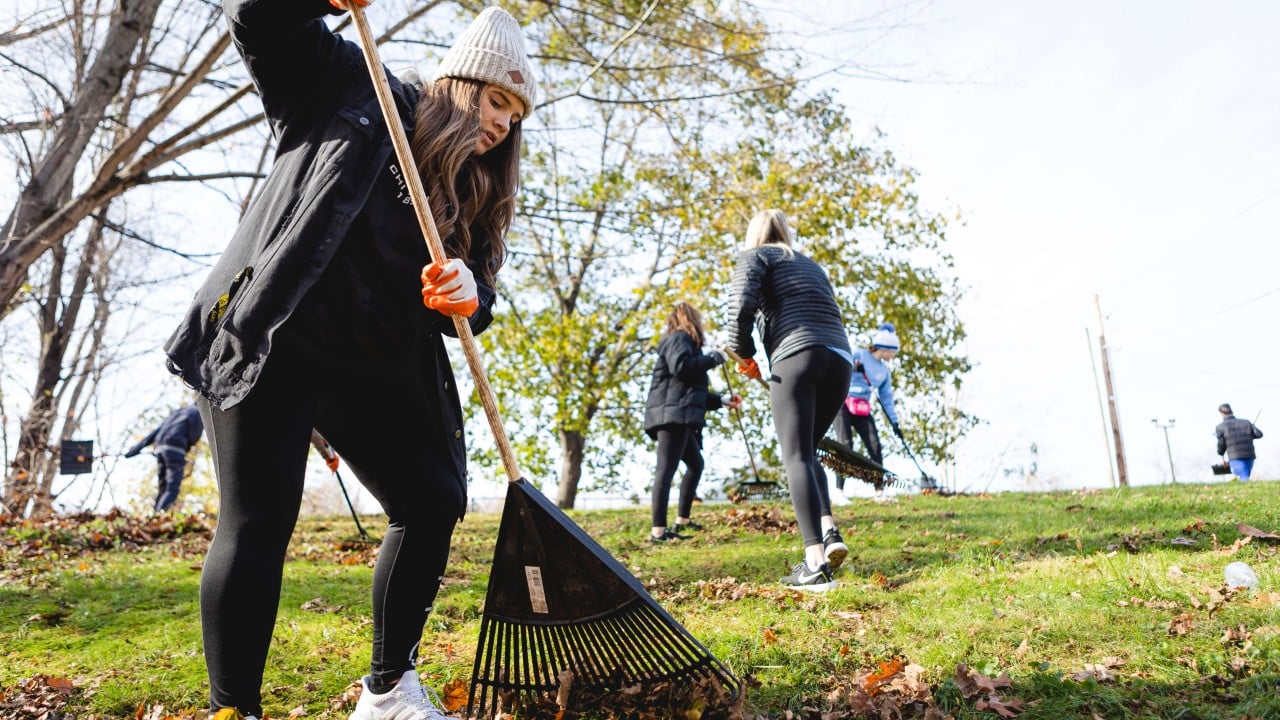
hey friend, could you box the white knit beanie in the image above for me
[432,7,536,117]
[871,322,900,350]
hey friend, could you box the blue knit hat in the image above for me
[871,322,900,350]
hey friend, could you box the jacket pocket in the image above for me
[207,266,254,325]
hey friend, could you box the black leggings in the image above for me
[651,424,704,526]
[197,332,464,717]
[832,406,883,489]
[768,347,852,547]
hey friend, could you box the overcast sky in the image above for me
[784,0,1280,492]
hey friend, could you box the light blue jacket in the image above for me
[849,348,898,425]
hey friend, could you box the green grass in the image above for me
[2,482,1279,719]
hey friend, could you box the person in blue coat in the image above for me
[833,323,902,495]
[123,404,204,512]
[643,302,740,543]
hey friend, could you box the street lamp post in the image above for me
[1151,418,1176,484]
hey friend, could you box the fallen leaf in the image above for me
[287,705,306,718]
[863,657,905,696]
[762,628,778,645]
[1237,523,1280,540]
[1169,613,1195,636]
[555,669,573,710]
[440,678,468,712]
[1072,664,1115,683]
[954,664,1012,698]
[1221,625,1251,645]
[976,694,1026,717]
[1219,536,1252,556]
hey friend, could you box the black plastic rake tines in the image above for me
[468,480,741,717]
[816,437,908,488]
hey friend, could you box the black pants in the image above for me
[651,424,704,527]
[196,331,464,717]
[768,347,852,547]
[832,406,883,489]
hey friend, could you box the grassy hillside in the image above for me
[2,481,1278,719]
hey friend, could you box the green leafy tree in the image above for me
[471,5,972,507]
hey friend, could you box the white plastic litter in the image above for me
[1224,561,1259,590]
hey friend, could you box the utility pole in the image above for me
[1095,295,1129,487]
[1151,418,1177,484]
[1085,328,1117,488]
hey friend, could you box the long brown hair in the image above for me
[410,77,521,285]
[665,301,705,346]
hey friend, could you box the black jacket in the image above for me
[726,245,850,366]
[125,406,204,457]
[643,331,725,437]
[164,0,495,411]
[1216,416,1263,460]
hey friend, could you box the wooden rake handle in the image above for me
[349,5,522,482]
[722,346,769,390]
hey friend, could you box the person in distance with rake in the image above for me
[726,209,853,591]
[162,1,536,718]
[832,322,916,499]
[643,301,742,543]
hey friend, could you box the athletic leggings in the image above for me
[651,424,704,527]
[196,330,463,717]
[768,347,852,547]
[832,406,883,489]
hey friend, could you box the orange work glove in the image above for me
[421,259,479,318]
[325,452,340,473]
[328,0,370,10]
[736,357,761,381]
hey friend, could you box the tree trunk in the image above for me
[0,0,164,318]
[556,429,585,509]
[3,219,102,517]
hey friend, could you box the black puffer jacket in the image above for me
[643,331,725,438]
[1217,416,1263,459]
[726,245,850,366]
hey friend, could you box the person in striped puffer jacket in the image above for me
[726,209,852,591]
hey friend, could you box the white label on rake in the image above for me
[524,566,549,614]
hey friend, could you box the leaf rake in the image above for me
[816,437,910,489]
[468,481,742,717]
[344,7,741,718]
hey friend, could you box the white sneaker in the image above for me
[349,670,448,720]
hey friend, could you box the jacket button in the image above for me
[359,117,370,125]
[444,380,451,390]
[454,429,462,439]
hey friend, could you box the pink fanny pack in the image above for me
[844,396,871,417]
